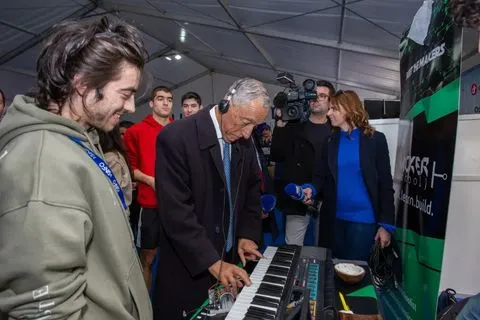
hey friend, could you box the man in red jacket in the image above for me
[124,86,173,290]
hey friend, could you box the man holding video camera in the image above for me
[270,80,335,245]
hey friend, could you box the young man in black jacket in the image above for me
[270,80,334,245]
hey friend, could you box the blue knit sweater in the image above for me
[336,128,376,224]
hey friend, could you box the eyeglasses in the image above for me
[312,93,330,102]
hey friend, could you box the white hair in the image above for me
[225,78,270,109]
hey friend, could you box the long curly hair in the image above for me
[35,16,148,111]
[330,90,375,137]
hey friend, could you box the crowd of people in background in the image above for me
[0,14,398,320]
[4,1,480,318]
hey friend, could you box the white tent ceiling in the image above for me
[0,0,421,117]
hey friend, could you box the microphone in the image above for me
[284,183,320,213]
[284,183,305,201]
[260,194,276,213]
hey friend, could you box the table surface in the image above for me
[333,259,381,316]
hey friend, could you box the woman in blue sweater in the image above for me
[304,90,395,261]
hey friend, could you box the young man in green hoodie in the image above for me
[0,16,152,319]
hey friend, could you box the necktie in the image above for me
[223,140,234,252]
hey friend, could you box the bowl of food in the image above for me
[334,263,366,284]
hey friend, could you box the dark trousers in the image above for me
[333,219,377,262]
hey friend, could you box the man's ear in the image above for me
[73,74,88,96]
[149,100,153,109]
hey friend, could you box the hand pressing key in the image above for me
[208,260,251,294]
[238,238,263,267]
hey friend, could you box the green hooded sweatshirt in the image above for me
[0,95,152,319]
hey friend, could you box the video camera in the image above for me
[273,72,317,122]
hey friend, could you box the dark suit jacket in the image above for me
[153,107,262,319]
[313,130,395,249]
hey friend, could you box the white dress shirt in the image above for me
[209,106,231,159]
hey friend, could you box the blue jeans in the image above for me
[458,294,480,320]
[333,219,377,262]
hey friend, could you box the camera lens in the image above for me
[287,106,298,118]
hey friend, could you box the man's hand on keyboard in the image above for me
[208,260,251,293]
[238,238,263,267]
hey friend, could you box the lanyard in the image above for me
[69,136,128,210]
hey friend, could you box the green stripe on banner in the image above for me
[396,228,444,271]
[406,78,460,122]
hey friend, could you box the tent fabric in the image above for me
[0,0,422,115]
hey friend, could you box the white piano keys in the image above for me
[225,246,296,320]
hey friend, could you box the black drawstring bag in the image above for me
[368,235,402,288]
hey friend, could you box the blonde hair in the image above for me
[330,90,375,137]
